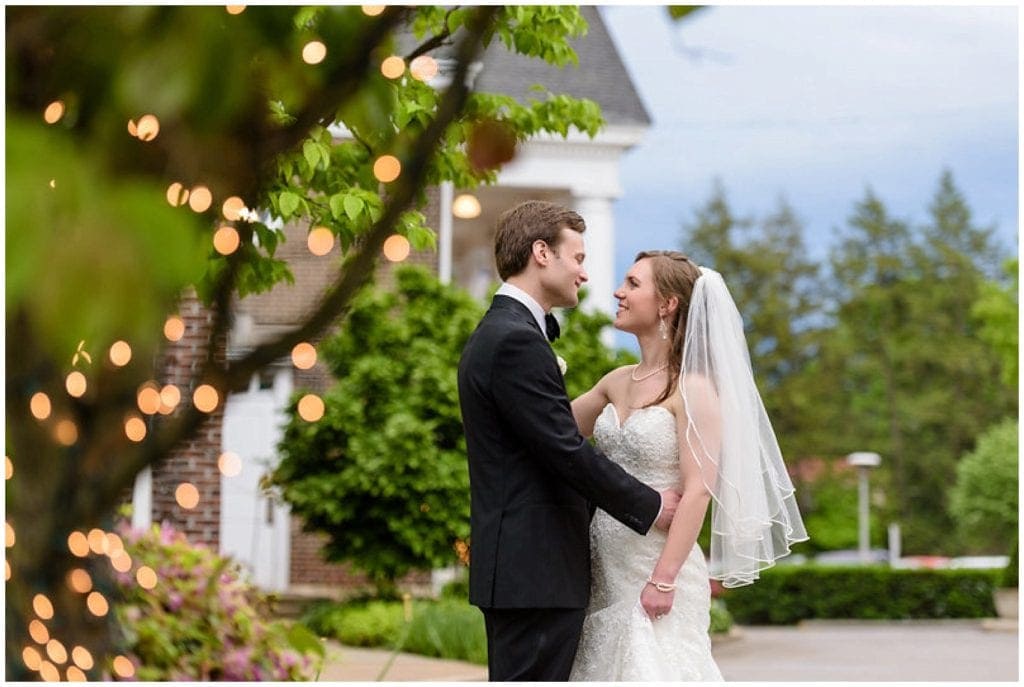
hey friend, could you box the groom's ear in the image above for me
[531,239,550,266]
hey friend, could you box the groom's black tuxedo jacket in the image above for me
[457,295,661,609]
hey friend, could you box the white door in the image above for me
[220,367,293,591]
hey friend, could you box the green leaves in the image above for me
[5,116,208,362]
[278,191,301,218]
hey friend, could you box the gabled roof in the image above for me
[473,6,651,127]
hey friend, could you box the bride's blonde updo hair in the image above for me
[634,250,702,407]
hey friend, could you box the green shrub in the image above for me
[115,522,324,680]
[1002,542,1018,588]
[949,418,1019,554]
[404,600,487,665]
[302,600,404,647]
[709,599,733,635]
[724,566,998,625]
[439,575,470,600]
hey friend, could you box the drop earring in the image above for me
[658,316,668,340]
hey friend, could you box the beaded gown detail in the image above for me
[569,403,723,681]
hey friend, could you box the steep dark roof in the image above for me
[473,7,651,127]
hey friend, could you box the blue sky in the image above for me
[600,4,1018,294]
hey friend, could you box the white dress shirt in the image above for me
[496,282,547,338]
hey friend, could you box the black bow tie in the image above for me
[544,313,560,342]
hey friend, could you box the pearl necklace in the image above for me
[630,362,668,382]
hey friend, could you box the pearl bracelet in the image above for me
[646,577,676,592]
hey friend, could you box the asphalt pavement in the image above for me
[316,618,1018,682]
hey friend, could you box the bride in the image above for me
[568,250,808,681]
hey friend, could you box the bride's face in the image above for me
[613,258,662,334]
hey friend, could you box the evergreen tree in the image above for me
[680,182,822,459]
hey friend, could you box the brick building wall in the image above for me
[150,290,226,547]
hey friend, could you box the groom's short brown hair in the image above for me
[494,200,586,280]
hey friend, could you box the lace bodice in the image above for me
[570,403,722,681]
[592,403,680,490]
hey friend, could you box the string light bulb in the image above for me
[373,155,401,183]
[297,394,325,422]
[302,41,327,65]
[383,234,411,262]
[43,101,65,124]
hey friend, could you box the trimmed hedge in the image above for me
[724,566,998,625]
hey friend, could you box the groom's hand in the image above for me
[653,489,681,531]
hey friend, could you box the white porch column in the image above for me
[438,181,454,285]
[131,467,152,530]
[572,194,617,347]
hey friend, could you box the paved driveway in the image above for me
[714,620,1018,682]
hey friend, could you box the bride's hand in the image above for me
[640,582,675,621]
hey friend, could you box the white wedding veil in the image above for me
[680,267,808,587]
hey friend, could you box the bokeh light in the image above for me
[6,521,15,547]
[452,193,482,219]
[188,185,212,213]
[110,550,132,573]
[67,532,89,557]
[43,101,65,124]
[166,182,189,207]
[112,656,136,679]
[124,416,147,442]
[106,532,124,554]
[302,41,327,65]
[67,568,92,594]
[4,560,9,580]
[383,234,411,262]
[175,483,200,509]
[291,342,317,370]
[410,55,439,81]
[226,5,246,15]
[222,196,245,220]
[29,619,49,644]
[39,660,59,681]
[109,340,132,366]
[87,529,108,555]
[127,119,138,137]
[135,114,160,141]
[193,384,219,412]
[33,594,54,620]
[307,226,334,256]
[55,420,78,446]
[297,394,325,422]
[46,638,68,665]
[381,55,405,79]
[65,371,87,398]
[373,155,401,183]
[71,646,94,671]
[164,316,185,342]
[5,456,12,480]
[23,646,42,672]
[30,392,52,420]
[136,565,158,590]
[362,5,385,16]
[213,225,241,255]
[66,666,87,681]
[159,384,181,413]
[137,383,161,415]
[218,452,242,477]
[86,592,108,617]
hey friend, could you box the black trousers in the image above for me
[481,607,587,682]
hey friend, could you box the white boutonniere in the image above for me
[556,355,568,376]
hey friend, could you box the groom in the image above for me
[457,200,679,681]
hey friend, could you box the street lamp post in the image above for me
[847,451,882,564]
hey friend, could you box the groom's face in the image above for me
[546,227,589,308]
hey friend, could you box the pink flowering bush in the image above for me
[112,521,323,681]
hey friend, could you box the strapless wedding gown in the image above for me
[570,403,723,681]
